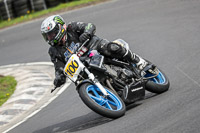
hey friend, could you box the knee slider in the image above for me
[108,43,122,53]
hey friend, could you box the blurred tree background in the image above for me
[0,0,102,28]
[0,0,73,21]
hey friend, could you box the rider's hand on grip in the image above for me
[79,32,90,43]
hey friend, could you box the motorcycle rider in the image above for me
[41,15,147,88]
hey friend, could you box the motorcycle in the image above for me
[51,39,170,119]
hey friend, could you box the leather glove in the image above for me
[79,32,90,43]
[54,74,66,87]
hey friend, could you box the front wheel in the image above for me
[78,83,126,119]
[145,67,170,94]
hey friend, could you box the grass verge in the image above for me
[0,0,108,29]
[0,75,17,106]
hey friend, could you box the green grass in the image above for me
[0,0,104,29]
[0,76,17,106]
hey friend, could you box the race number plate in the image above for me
[64,54,85,82]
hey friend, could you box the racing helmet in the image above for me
[41,15,66,45]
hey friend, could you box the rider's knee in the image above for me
[108,43,121,53]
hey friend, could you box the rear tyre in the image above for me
[78,83,126,119]
[145,68,170,94]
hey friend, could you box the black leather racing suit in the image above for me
[49,22,139,87]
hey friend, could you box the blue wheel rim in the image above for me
[86,85,123,111]
[145,70,166,84]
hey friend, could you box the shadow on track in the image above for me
[33,92,158,133]
[33,112,113,133]
[33,104,142,133]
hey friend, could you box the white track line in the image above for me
[2,81,71,133]
[0,62,53,69]
[0,62,71,133]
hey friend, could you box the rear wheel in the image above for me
[78,83,126,119]
[145,68,170,94]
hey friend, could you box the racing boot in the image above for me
[123,50,148,70]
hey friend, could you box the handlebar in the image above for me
[76,39,90,53]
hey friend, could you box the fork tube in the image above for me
[84,68,109,96]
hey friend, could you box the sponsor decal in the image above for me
[54,16,64,25]
[131,87,143,92]
[85,23,93,30]
[77,46,88,57]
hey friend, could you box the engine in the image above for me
[104,64,134,84]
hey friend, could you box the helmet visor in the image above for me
[42,25,59,42]
[47,31,57,41]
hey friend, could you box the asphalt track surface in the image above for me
[1,0,200,132]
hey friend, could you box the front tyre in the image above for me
[78,83,126,119]
[145,68,170,94]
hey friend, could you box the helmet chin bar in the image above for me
[48,34,66,46]
[48,41,55,46]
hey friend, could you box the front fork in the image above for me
[84,68,109,96]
